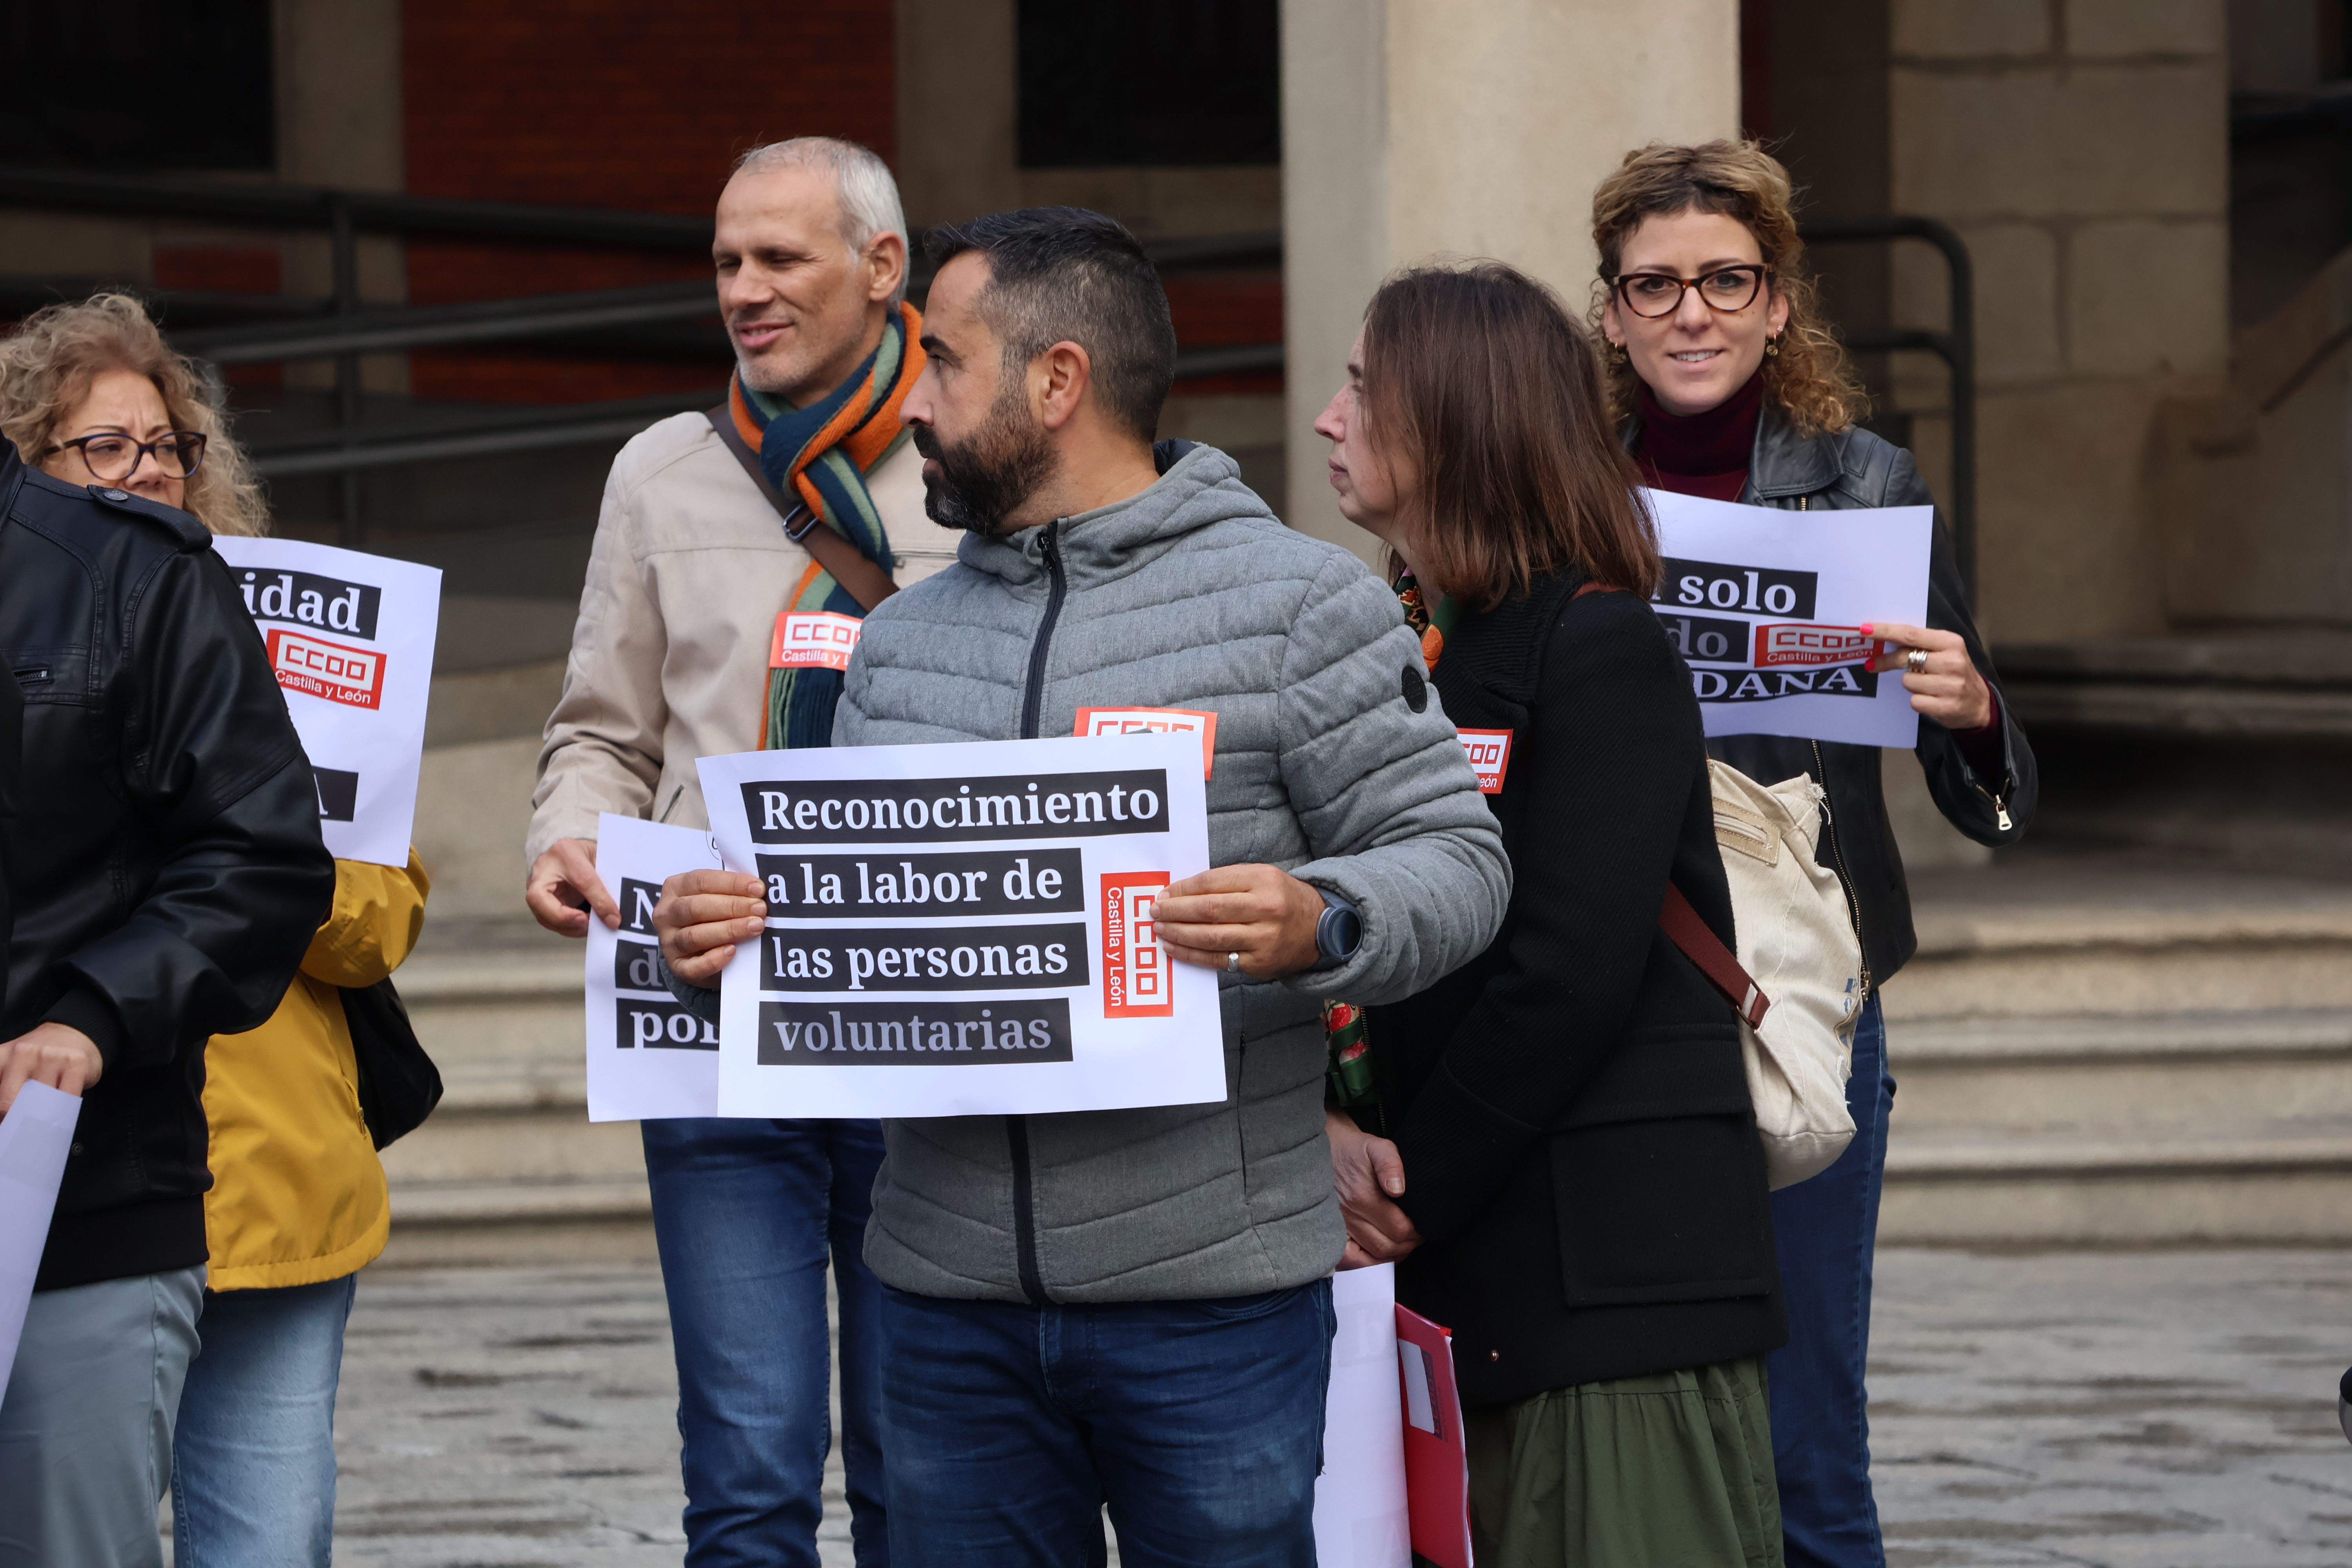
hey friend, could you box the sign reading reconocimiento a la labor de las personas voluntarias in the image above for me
[698,732,1221,1120]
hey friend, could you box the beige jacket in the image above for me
[528,410,960,860]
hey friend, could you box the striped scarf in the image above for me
[731,300,926,749]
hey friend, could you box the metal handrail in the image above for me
[1802,214,1977,601]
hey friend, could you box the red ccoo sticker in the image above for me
[267,628,384,710]
[1457,729,1512,794]
[771,610,864,672]
[1101,871,1174,1018]
[1074,706,1217,780]
[1754,622,1876,669]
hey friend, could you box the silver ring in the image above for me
[1905,647,1929,675]
[1227,951,1241,974]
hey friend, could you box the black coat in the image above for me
[1628,403,2039,985]
[1368,571,1784,1408]
[0,444,335,1290]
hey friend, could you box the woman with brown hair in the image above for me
[1317,261,1787,1565]
[1592,141,2035,1568]
[0,293,430,1568]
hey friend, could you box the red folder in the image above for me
[1394,1304,1473,1568]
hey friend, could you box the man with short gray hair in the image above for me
[524,137,959,1568]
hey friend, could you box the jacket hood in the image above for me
[955,442,1274,591]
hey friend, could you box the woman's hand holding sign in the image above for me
[655,869,768,986]
[1864,621,1991,732]
[1156,864,1326,978]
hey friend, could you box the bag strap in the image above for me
[705,405,899,615]
[1570,579,1772,1029]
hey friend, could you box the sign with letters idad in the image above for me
[585,814,724,1122]
[210,536,442,867]
[698,732,1221,1120]
[1642,488,1932,750]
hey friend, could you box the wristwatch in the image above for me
[1313,890,1364,971]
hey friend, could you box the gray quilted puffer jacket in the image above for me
[835,443,1510,1304]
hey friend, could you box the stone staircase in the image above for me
[376,914,652,1263]
[1877,850,2352,1244]
[383,697,2352,1252]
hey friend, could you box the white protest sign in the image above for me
[1642,488,1933,750]
[211,536,442,867]
[698,732,1221,1120]
[586,814,724,1122]
[0,1083,82,1407]
[1313,1264,1412,1568]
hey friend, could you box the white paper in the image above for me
[0,1083,83,1408]
[1313,1264,1412,1568]
[1642,488,1933,749]
[210,536,443,867]
[586,814,725,1122]
[698,732,1222,1119]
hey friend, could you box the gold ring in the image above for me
[1905,647,1929,675]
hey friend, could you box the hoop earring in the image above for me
[1764,334,1780,358]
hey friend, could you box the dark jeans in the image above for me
[1767,995,1893,1568]
[642,1116,889,1568]
[878,1279,1336,1568]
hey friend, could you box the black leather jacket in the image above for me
[0,443,334,1290]
[1627,403,2037,988]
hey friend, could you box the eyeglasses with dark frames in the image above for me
[53,431,209,483]
[1612,265,1772,319]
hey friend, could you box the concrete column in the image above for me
[1281,0,1742,555]
[895,0,1023,228]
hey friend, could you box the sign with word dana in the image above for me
[585,814,723,1122]
[699,732,1221,1119]
[1641,488,1933,750]
[210,536,443,867]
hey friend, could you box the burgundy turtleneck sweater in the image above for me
[1631,368,2005,764]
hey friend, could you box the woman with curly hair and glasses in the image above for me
[0,293,429,1568]
[1592,142,2038,1568]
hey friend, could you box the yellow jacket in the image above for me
[202,851,430,1291]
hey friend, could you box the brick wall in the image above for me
[400,0,895,401]
[1890,0,2229,640]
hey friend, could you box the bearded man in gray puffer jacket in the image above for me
[658,207,1506,1566]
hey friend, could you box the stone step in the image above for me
[384,918,648,1232]
[1879,1119,2352,1244]
[1886,1009,2352,1132]
[1883,852,2352,1021]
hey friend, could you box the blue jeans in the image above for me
[171,1275,356,1568]
[878,1279,1334,1568]
[0,1267,203,1568]
[1768,995,1893,1568]
[642,1116,889,1568]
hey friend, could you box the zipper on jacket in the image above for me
[1810,739,1873,997]
[1007,517,1067,1307]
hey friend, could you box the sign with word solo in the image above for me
[698,732,1221,1119]
[210,536,443,867]
[584,814,723,1122]
[1642,488,1933,750]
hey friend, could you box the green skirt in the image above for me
[1463,1357,1782,1568]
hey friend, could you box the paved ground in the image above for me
[307,1244,2352,1567]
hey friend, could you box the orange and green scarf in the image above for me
[734,300,926,749]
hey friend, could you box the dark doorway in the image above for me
[1017,0,1280,167]
[0,0,275,171]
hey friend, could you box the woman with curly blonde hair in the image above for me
[0,293,429,1568]
[1592,141,2037,1568]
[0,292,267,535]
